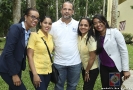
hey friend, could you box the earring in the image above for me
[93,28,95,31]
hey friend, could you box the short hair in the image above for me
[62,1,74,10]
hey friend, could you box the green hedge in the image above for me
[122,33,133,44]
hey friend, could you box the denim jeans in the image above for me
[54,63,81,90]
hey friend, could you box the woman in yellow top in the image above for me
[27,16,53,90]
[78,18,99,90]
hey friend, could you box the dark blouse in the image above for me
[99,36,115,67]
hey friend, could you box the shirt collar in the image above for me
[22,21,31,33]
[21,21,26,29]
[81,33,88,39]
[79,33,88,40]
[59,18,73,25]
[37,29,48,38]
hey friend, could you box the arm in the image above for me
[27,48,37,75]
[85,51,96,82]
[5,24,23,76]
[114,29,130,80]
[5,24,23,86]
[84,36,97,82]
[27,48,42,87]
[27,33,42,87]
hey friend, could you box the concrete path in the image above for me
[121,70,133,90]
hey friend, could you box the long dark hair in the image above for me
[92,14,110,54]
[77,17,95,45]
[19,8,39,23]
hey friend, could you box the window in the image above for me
[118,0,126,5]
[119,21,126,31]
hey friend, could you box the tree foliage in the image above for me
[0,0,13,36]
[131,5,133,9]
[0,0,105,36]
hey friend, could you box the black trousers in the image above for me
[100,64,123,90]
[29,71,51,90]
[0,71,26,90]
[82,68,99,90]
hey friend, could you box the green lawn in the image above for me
[0,37,5,53]
[0,38,133,90]
[0,64,101,90]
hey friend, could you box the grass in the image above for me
[0,65,101,90]
[127,44,133,70]
[0,38,133,90]
[0,37,5,53]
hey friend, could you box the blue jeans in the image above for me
[54,63,81,90]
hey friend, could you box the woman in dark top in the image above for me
[0,8,39,90]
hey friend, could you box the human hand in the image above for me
[12,75,21,86]
[123,71,130,80]
[84,72,90,82]
[33,74,42,88]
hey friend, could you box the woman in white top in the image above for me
[92,14,130,90]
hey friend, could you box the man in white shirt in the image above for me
[49,1,81,90]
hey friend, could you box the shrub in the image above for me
[0,39,2,42]
[122,33,133,44]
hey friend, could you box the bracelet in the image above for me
[85,71,89,74]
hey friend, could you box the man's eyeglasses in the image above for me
[28,15,40,22]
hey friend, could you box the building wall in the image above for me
[118,0,126,4]
[117,0,133,34]
[107,0,133,34]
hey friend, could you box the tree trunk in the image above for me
[31,0,36,9]
[56,0,58,21]
[73,0,75,4]
[13,0,21,24]
[85,0,88,17]
[27,0,36,31]
[111,0,118,28]
[27,0,31,8]
[102,0,106,16]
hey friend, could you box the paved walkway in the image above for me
[121,70,133,90]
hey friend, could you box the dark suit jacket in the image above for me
[0,23,27,76]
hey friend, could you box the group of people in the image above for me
[0,1,130,90]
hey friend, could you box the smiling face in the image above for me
[25,10,39,29]
[61,2,74,19]
[40,17,52,33]
[79,19,91,36]
[93,18,106,32]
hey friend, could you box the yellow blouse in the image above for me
[27,29,54,74]
[78,34,98,70]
